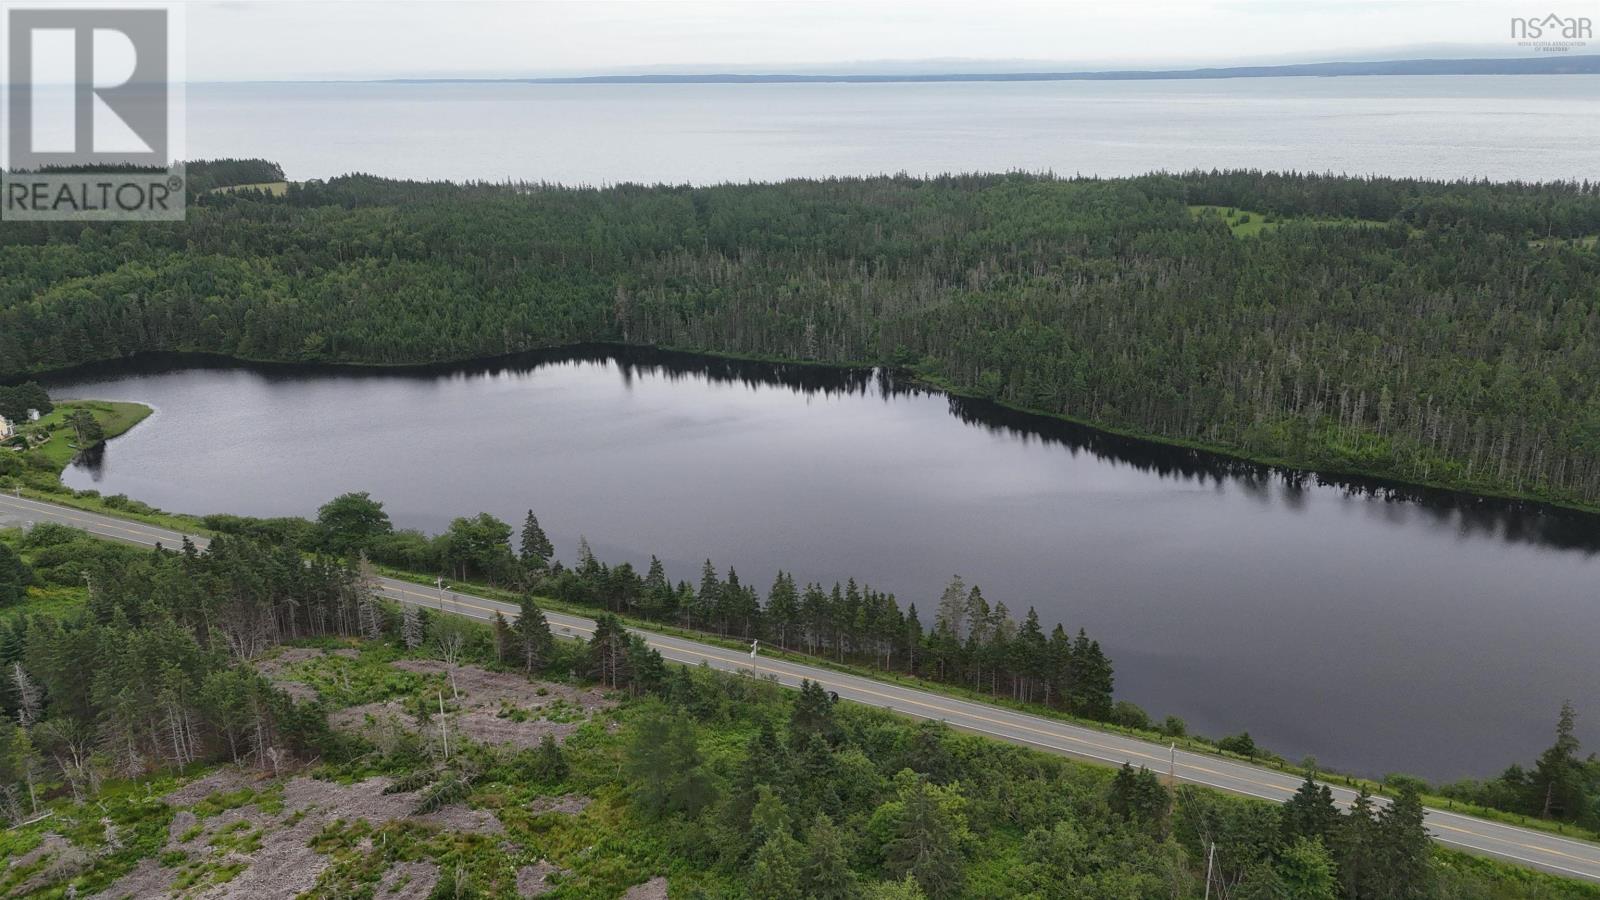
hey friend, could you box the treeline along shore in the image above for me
[4,161,1600,510]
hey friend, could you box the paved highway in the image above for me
[4,491,1598,882]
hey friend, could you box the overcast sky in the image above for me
[183,0,1568,81]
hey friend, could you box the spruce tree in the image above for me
[1336,788,1381,899]
[641,555,669,619]
[512,594,554,673]
[1375,785,1435,899]
[751,830,806,900]
[1282,772,1340,844]
[588,614,631,688]
[1532,701,1585,820]
[519,510,554,574]
[880,775,968,900]
[789,679,838,749]
[803,813,858,900]
[1108,763,1171,832]
[0,543,30,607]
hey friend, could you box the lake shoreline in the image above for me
[30,342,1600,525]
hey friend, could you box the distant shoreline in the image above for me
[357,55,1600,85]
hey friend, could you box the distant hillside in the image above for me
[383,55,1600,85]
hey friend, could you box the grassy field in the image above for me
[1531,234,1599,250]
[208,181,289,196]
[21,400,151,469]
[1187,204,1389,237]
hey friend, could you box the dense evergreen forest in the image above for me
[205,493,1124,727]
[4,166,1599,506]
[199,493,1600,835]
[2,527,1592,899]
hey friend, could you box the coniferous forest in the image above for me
[3,165,1600,507]
[1,524,1594,899]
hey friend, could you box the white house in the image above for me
[0,415,13,441]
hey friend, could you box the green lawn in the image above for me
[22,400,151,469]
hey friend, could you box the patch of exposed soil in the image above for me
[163,768,254,806]
[167,810,198,844]
[515,860,568,897]
[331,662,613,750]
[416,804,503,834]
[378,860,440,899]
[96,857,176,900]
[527,794,592,816]
[253,647,332,702]
[391,660,612,711]
[253,647,325,676]
[453,708,582,749]
[275,680,319,703]
[621,875,670,899]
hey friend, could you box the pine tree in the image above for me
[1282,772,1339,844]
[624,634,666,697]
[1012,607,1048,702]
[692,560,720,630]
[766,571,800,649]
[623,702,714,819]
[641,555,670,619]
[1375,785,1435,899]
[512,594,554,673]
[933,576,966,639]
[1276,837,1338,900]
[789,679,838,750]
[1532,701,1585,820]
[902,604,924,675]
[1108,763,1171,832]
[575,536,601,582]
[520,733,568,783]
[803,813,858,900]
[751,829,806,900]
[734,722,788,825]
[588,614,631,689]
[0,543,30,607]
[1068,629,1114,720]
[1337,788,1381,899]
[880,775,968,900]
[519,510,555,573]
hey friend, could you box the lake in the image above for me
[185,76,1600,184]
[50,348,1600,782]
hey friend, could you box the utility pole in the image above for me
[1169,743,1176,785]
[436,577,447,612]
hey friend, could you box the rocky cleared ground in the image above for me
[3,649,672,899]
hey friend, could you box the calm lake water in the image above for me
[50,349,1600,781]
[186,76,1600,184]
